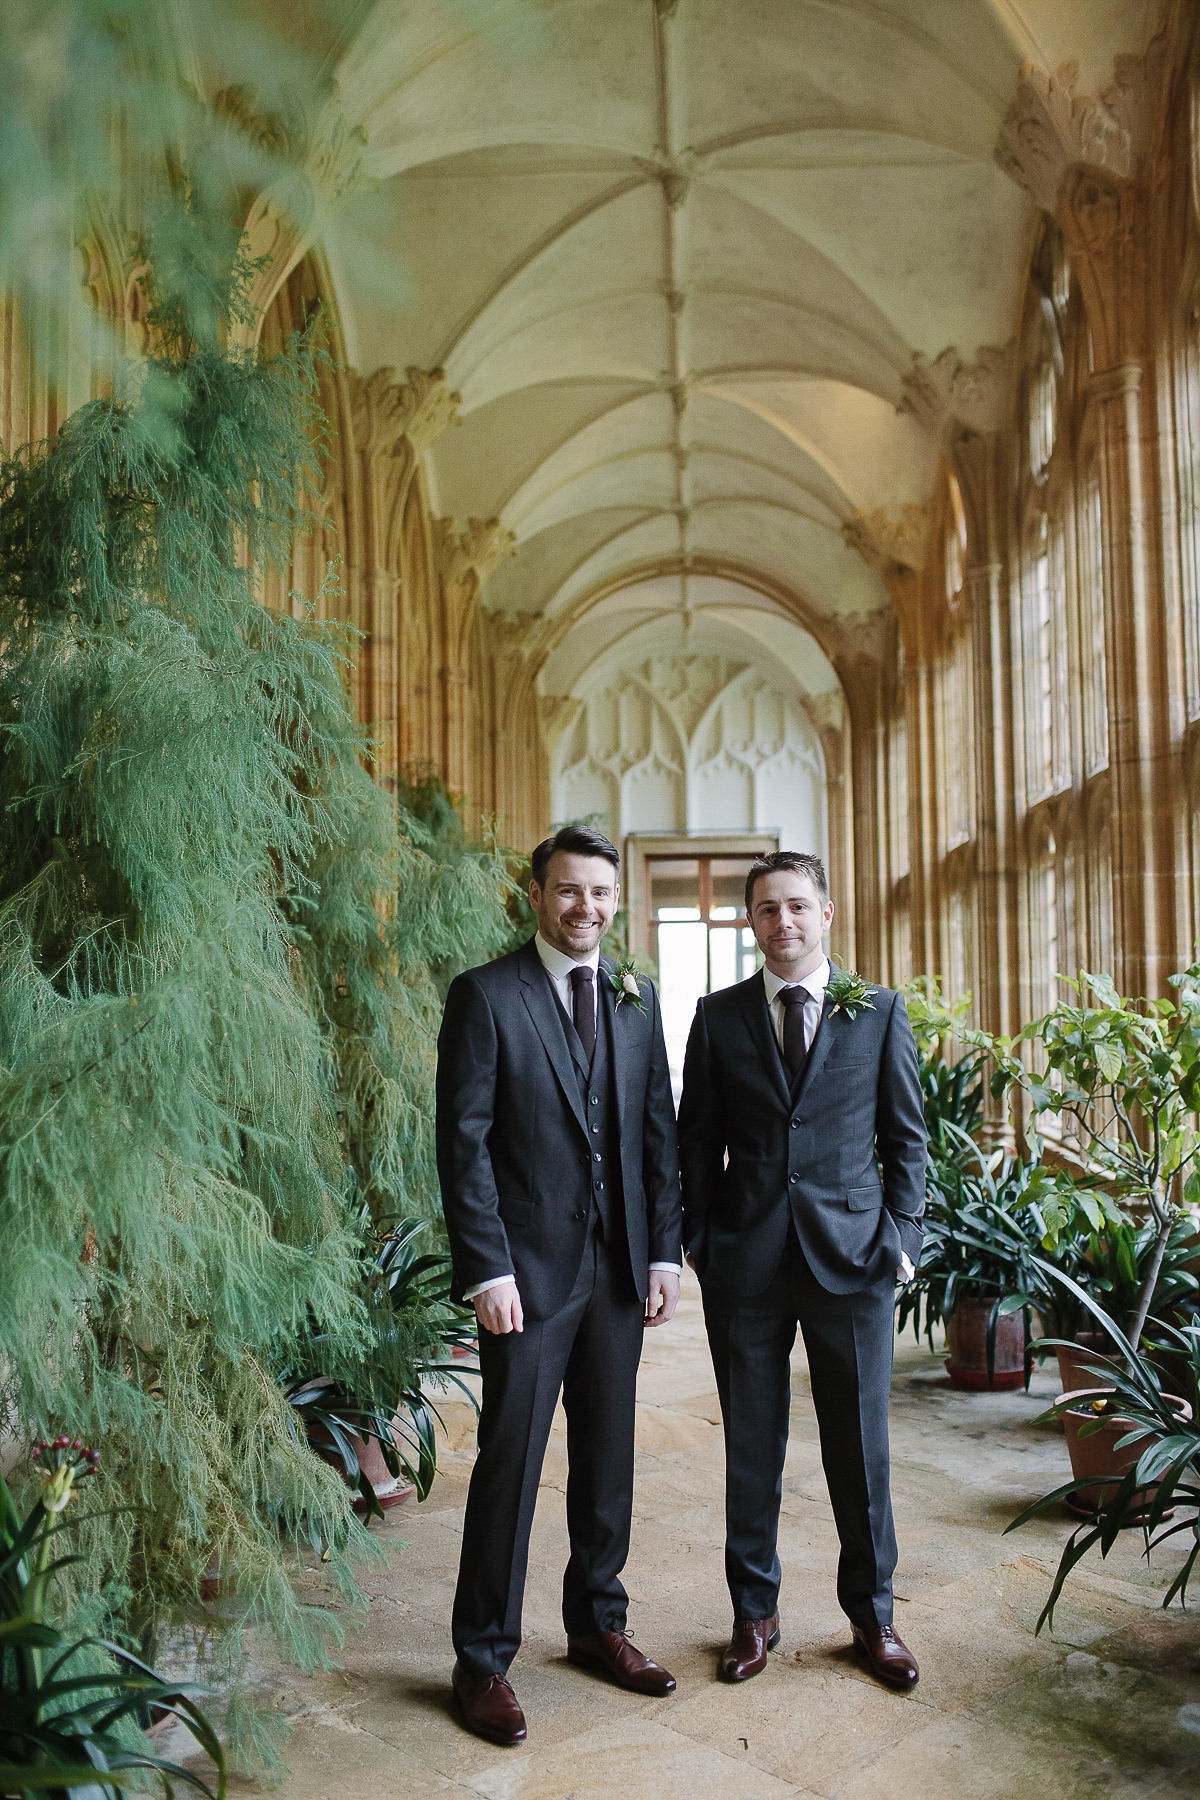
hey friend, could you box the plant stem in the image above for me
[1128,1205,1174,1353]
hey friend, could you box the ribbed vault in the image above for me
[321,0,1162,855]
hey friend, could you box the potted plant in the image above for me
[1,1442,225,1797]
[284,1215,479,1514]
[897,1127,1048,1389]
[985,968,1200,1506]
[1006,1278,1200,1628]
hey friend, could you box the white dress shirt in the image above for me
[463,935,681,1301]
[763,955,830,1055]
[761,955,913,1283]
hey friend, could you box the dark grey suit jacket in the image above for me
[436,937,682,1321]
[678,970,926,1297]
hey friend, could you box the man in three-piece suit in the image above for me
[678,850,926,1690]
[436,824,683,1747]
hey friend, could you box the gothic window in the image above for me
[1178,326,1200,719]
[1088,807,1113,976]
[1030,832,1060,1018]
[1023,514,1069,802]
[1079,466,1109,773]
[1025,298,1061,485]
[888,704,909,882]
[940,625,974,851]
[944,472,967,603]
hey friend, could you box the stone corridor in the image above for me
[233,1273,1200,1799]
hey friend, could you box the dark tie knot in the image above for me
[779,984,810,1009]
[570,966,594,993]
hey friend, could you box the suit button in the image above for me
[596,1180,604,1191]
[789,1174,799,1185]
[594,1152,602,1162]
[573,1209,587,1220]
[590,1095,600,1106]
[790,1120,799,1130]
[591,1124,600,1133]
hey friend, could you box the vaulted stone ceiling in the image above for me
[330,0,1162,709]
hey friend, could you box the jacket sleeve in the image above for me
[641,977,682,1266]
[876,992,927,1267]
[677,996,725,1265]
[435,972,513,1298]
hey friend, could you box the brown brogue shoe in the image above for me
[566,1629,677,1695]
[852,1623,919,1690]
[719,1612,781,1682]
[451,1662,527,1746]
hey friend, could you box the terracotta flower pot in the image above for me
[944,1296,1027,1390]
[1060,1388,1192,1520]
[1054,1335,1113,1396]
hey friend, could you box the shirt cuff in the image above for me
[649,1262,682,1274]
[463,1274,516,1301]
[897,1252,915,1282]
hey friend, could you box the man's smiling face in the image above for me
[530,851,620,959]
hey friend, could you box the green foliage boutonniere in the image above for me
[609,957,646,1013]
[825,968,877,1020]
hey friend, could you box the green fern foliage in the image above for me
[0,216,406,1767]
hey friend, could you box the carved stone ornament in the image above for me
[841,505,930,576]
[78,219,152,347]
[351,366,461,457]
[900,344,1014,439]
[436,517,518,591]
[994,43,1165,213]
[220,81,369,342]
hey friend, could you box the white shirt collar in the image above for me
[534,932,601,981]
[763,955,831,1006]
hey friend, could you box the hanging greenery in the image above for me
[0,187,511,1770]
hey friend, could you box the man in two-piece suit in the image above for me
[678,850,926,1690]
[437,824,683,1747]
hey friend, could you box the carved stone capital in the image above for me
[436,517,518,593]
[994,42,1164,213]
[899,344,1014,440]
[485,609,543,658]
[841,505,930,576]
[220,82,369,343]
[351,366,461,456]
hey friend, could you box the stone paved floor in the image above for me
[227,1271,1200,1798]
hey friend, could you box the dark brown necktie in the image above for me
[779,985,813,1082]
[570,965,596,1066]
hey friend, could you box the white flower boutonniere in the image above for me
[609,958,646,1013]
[825,968,877,1020]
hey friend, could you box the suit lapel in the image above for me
[516,939,589,1138]
[741,971,792,1110]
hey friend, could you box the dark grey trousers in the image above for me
[452,1224,645,1677]
[702,1229,898,1630]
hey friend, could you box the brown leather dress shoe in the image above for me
[852,1622,919,1689]
[451,1662,528,1745]
[719,1612,781,1682]
[566,1629,677,1695]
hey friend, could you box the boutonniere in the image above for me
[609,957,646,1013]
[825,968,877,1020]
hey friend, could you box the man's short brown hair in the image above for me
[745,850,828,913]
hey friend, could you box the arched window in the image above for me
[1079,464,1108,773]
[1023,513,1069,801]
[944,472,967,603]
[940,624,974,850]
[1030,832,1060,1018]
[1028,358,1057,482]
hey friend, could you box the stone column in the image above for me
[349,366,461,781]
